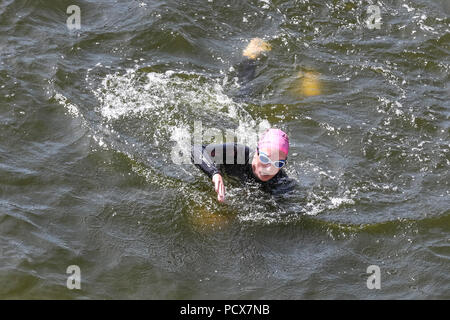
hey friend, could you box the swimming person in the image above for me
[191,128,295,202]
[191,38,294,202]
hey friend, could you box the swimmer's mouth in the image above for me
[260,168,276,175]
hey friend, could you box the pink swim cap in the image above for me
[258,128,289,156]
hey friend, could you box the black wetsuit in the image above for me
[191,143,295,195]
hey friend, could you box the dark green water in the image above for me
[0,0,449,299]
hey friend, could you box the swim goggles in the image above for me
[257,148,286,169]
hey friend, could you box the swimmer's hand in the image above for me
[212,173,225,203]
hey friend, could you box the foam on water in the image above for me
[54,93,82,119]
[91,68,244,121]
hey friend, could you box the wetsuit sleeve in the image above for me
[191,144,220,179]
[191,143,250,179]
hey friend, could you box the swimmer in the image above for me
[191,128,294,202]
[191,39,294,202]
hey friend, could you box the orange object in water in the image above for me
[243,38,272,60]
[190,206,230,230]
[296,71,321,97]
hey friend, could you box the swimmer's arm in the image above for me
[191,143,233,203]
[191,143,249,178]
[191,144,220,179]
[191,143,249,203]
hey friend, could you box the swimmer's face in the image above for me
[251,147,287,182]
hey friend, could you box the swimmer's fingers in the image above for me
[218,179,225,203]
[213,174,220,192]
[212,174,225,202]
